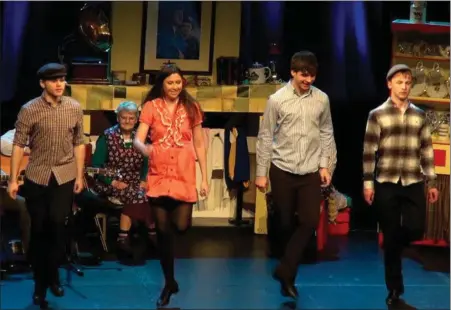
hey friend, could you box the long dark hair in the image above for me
[142,64,203,126]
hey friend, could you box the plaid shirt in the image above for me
[13,93,84,186]
[363,98,436,190]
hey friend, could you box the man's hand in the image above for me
[73,177,84,194]
[363,188,374,205]
[112,180,128,190]
[427,187,439,204]
[255,176,268,193]
[319,168,331,187]
[7,181,19,200]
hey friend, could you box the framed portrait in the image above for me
[139,1,216,75]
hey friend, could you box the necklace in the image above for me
[120,131,134,149]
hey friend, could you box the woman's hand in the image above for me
[112,180,128,190]
[200,180,209,197]
[144,144,153,157]
[140,181,147,190]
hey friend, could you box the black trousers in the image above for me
[374,181,426,293]
[24,174,75,287]
[269,163,322,279]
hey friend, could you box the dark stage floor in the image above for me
[1,227,449,309]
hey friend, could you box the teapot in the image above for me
[248,62,271,85]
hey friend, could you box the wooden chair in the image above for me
[76,143,113,252]
[79,143,124,252]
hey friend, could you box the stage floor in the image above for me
[1,228,449,309]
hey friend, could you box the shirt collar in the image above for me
[41,91,63,106]
[385,97,411,111]
[287,79,313,97]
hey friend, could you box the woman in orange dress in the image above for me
[134,64,209,307]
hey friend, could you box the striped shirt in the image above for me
[362,98,436,190]
[13,93,84,186]
[256,81,336,177]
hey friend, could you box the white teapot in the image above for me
[248,62,271,85]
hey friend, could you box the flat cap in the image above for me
[386,64,411,81]
[37,63,67,80]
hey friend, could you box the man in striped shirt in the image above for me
[7,63,85,307]
[362,64,439,306]
[256,51,336,298]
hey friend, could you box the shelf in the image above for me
[389,20,451,247]
[392,19,450,33]
[68,83,283,113]
[409,96,450,109]
[432,139,450,145]
[393,53,449,62]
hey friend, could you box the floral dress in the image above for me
[139,98,203,203]
[92,125,148,205]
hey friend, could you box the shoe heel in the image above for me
[156,282,179,307]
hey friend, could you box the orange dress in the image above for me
[139,98,203,203]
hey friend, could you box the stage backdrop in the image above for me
[1,1,449,230]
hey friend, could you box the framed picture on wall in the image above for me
[139,1,216,75]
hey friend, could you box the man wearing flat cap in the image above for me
[7,62,86,307]
[362,64,439,305]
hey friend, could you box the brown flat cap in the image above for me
[37,63,67,80]
[386,64,411,81]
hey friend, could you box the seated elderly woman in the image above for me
[91,101,153,250]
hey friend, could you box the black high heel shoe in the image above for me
[49,282,65,297]
[33,285,49,309]
[156,281,179,307]
[272,268,298,299]
[33,294,49,309]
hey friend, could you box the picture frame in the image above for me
[139,1,216,75]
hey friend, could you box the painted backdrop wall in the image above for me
[110,1,241,83]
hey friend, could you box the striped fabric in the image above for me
[256,81,336,177]
[13,94,84,186]
[363,98,437,190]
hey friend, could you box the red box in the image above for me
[316,201,328,251]
[378,233,449,248]
[328,208,351,235]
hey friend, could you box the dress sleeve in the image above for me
[192,102,203,128]
[139,101,154,126]
[92,135,113,185]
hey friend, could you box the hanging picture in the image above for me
[139,1,216,75]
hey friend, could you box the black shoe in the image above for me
[33,283,48,308]
[156,281,179,307]
[49,283,65,297]
[33,293,48,308]
[117,235,132,252]
[386,290,402,305]
[272,269,298,299]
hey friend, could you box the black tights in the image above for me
[150,197,193,284]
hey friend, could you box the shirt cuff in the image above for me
[13,141,28,148]
[426,178,437,189]
[319,156,329,169]
[256,165,269,178]
[363,181,374,190]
